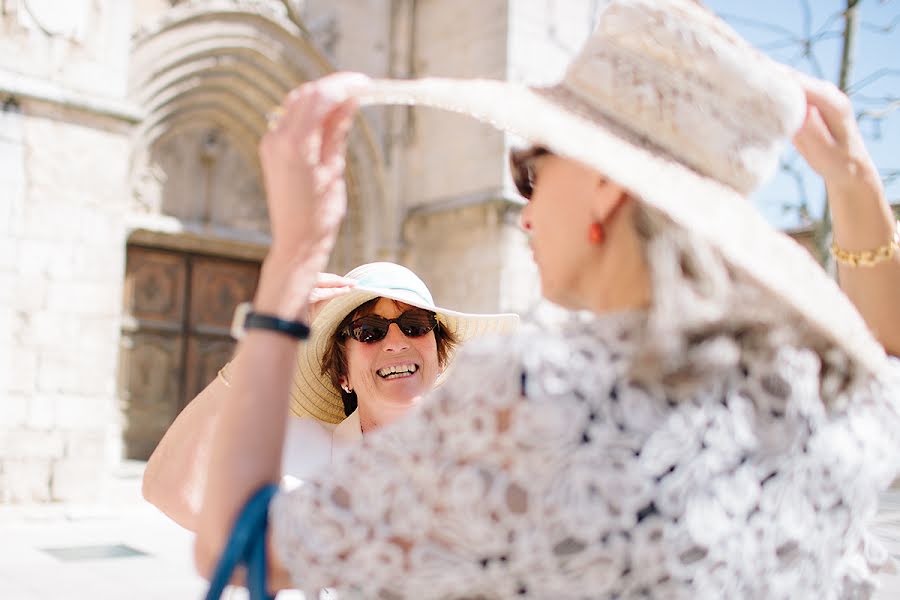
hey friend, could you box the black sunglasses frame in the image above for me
[342,309,439,344]
[510,146,550,200]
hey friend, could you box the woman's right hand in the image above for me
[253,72,371,320]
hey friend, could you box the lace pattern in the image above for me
[271,311,900,599]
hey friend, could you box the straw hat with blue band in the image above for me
[289,262,519,424]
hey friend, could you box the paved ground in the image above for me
[0,462,898,599]
[0,462,205,600]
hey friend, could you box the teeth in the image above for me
[377,364,418,378]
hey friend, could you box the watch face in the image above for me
[230,301,253,340]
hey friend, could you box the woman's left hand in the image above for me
[791,70,882,198]
[790,70,900,357]
[254,72,371,319]
[306,272,357,323]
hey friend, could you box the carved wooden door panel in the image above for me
[184,256,260,406]
[119,247,187,460]
[119,246,259,460]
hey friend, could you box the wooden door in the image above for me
[184,256,259,403]
[119,246,260,460]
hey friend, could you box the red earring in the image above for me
[588,222,605,245]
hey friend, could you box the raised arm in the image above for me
[792,73,900,356]
[193,72,371,587]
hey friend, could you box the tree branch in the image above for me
[779,158,812,224]
[861,14,900,33]
[857,100,900,121]
[717,13,798,39]
[847,68,900,95]
[838,0,861,93]
[879,168,900,187]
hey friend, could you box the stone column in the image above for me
[398,0,599,314]
[397,0,520,312]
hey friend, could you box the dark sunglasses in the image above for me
[343,308,438,343]
[510,146,550,200]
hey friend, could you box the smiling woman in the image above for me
[288,262,518,435]
[321,297,458,432]
[142,261,518,530]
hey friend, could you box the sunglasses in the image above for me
[510,146,550,200]
[343,308,439,343]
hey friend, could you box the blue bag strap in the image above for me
[205,484,280,600]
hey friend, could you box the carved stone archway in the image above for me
[129,0,391,271]
[120,1,393,457]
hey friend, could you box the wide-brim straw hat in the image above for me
[355,0,887,375]
[290,262,519,423]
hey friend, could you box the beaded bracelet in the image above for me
[831,220,900,268]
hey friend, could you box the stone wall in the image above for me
[395,0,601,314]
[1,107,131,502]
[0,0,586,503]
[0,0,403,503]
[0,1,132,99]
[0,0,135,502]
[397,0,518,312]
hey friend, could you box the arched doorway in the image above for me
[119,242,261,459]
[120,2,390,458]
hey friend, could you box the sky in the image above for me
[704,0,900,229]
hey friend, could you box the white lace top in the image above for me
[271,311,900,599]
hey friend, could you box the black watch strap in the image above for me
[244,312,310,340]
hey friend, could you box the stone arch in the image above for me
[129,1,391,272]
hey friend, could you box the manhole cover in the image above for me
[41,544,148,561]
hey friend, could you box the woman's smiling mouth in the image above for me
[376,363,419,379]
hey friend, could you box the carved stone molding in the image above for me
[130,1,392,267]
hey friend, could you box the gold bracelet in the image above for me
[831,220,900,268]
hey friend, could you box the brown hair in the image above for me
[320,298,459,416]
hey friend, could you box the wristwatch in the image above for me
[230,302,310,341]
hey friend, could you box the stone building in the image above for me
[0,0,602,502]
[6,0,890,505]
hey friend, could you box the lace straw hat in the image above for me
[357,0,887,374]
[290,262,519,423]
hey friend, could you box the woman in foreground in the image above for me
[194,1,900,597]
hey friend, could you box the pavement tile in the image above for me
[0,467,897,599]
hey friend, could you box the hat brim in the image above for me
[290,283,519,423]
[356,77,885,374]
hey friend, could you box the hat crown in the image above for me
[344,262,436,307]
[561,0,806,194]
